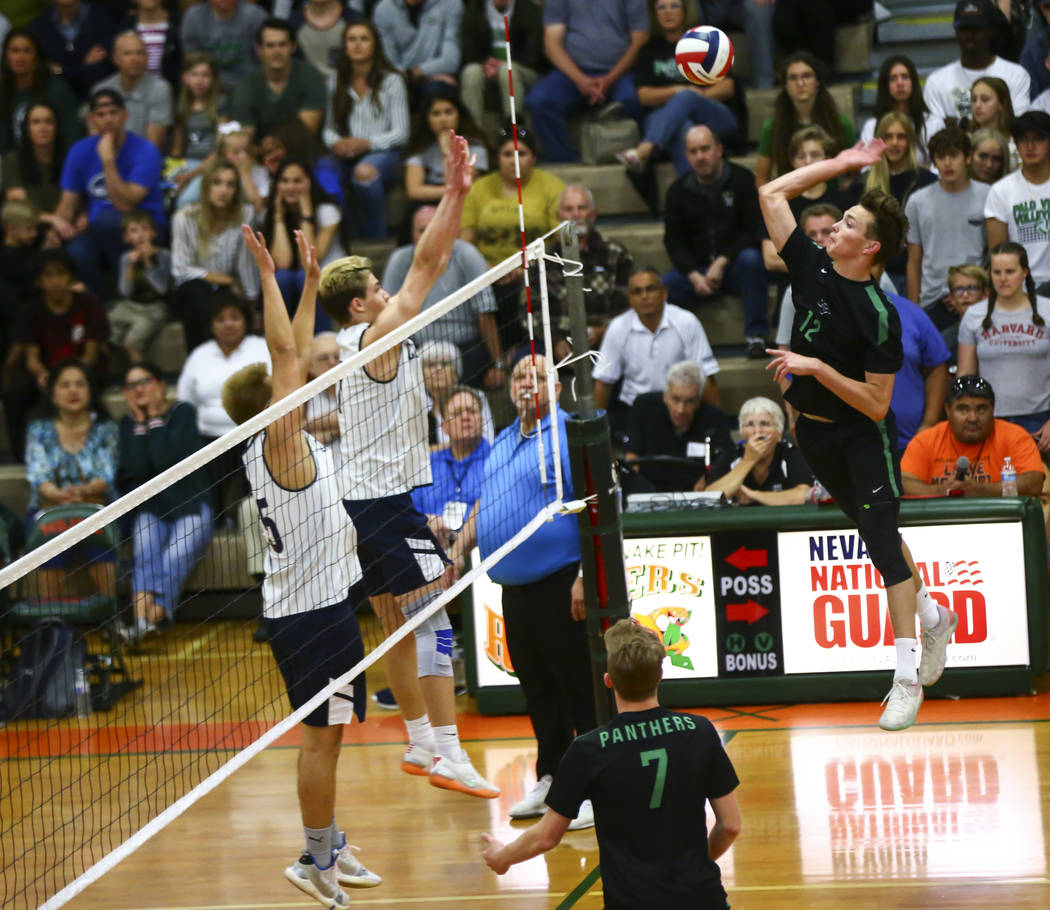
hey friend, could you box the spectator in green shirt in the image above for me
[754,51,854,187]
[231,18,326,146]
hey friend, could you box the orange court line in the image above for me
[6,693,1050,759]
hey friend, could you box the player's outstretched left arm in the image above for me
[480,810,573,874]
[759,139,886,251]
[366,132,474,346]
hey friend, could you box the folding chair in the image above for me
[7,504,141,710]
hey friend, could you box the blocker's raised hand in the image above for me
[242,225,275,277]
[445,131,474,195]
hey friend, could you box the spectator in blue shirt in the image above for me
[476,353,596,827]
[525,0,648,162]
[412,385,490,569]
[50,88,166,298]
[886,288,952,453]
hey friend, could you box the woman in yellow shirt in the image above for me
[461,125,564,353]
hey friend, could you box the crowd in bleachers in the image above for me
[5,0,1050,614]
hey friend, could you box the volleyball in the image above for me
[675,26,734,86]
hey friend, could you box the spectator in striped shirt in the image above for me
[324,18,409,238]
[170,159,260,351]
[119,0,182,90]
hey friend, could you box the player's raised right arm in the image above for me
[367,133,474,345]
[759,139,887,250]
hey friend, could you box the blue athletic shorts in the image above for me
[342,493,450,596]
[266,597,367,727]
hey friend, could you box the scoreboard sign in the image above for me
[470,520,1032,692]
[778,523,1029,674]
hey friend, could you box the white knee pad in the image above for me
[402,592,454,678]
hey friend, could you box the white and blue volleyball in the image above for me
[675,26,734,86]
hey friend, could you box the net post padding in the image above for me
[36,505,559,910]
[0,228,564,594]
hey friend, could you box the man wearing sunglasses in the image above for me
[902,374,1044,497]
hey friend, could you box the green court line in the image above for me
[556,863,602,909]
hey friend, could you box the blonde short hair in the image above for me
[605,619,665,701]
[221,362,272,426]
[319,256,373,326]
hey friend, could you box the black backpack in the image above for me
[2,620,86,721]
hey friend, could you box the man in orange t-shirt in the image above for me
[902,374,1045,496]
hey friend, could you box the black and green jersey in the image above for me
[779,225,903,422]
[545,707,738,910]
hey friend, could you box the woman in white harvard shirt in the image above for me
[957,241,1050,450]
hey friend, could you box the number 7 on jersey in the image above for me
[640,748,668,809]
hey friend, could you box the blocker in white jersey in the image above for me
[244,430,361,620]
[336,321,431,498]
[317,134,501,801]
[226,226,382,906]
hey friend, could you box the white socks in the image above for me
[895,637,918,684]
[916,584,940,629]
[405,714,435,752]
[433,724,461,761]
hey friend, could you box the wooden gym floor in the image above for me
[4,619,1050,910]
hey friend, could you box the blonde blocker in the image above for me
[984,242,1043,331]
[319,255,375,324]
[605,619,666,701]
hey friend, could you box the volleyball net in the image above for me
[0,227,579,910]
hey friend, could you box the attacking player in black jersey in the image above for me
[480,619,741,909]
[759,138,958,732]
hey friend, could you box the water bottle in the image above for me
[74,667,92,719]
[808,479,829,504]
[1001,456,1017,497]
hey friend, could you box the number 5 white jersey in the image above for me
[243,430,362,619]
[336,322,431,499]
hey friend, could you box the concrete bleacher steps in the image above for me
[871,1,956,71]
[730,21,876,81]
[717,355,786,418]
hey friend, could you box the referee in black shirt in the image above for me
[481,619,741,909]
[758,139,958,732]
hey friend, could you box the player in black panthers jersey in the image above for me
[759,139,958,732]
[481,619,741,910]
